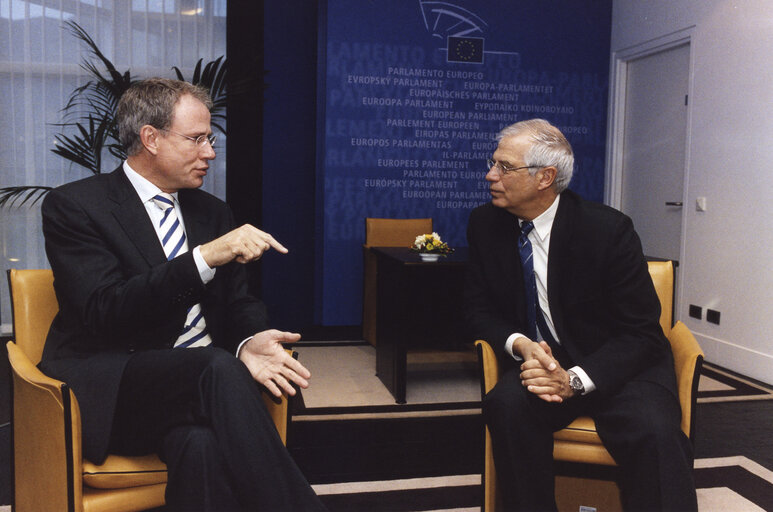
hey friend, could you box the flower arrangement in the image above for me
[411,232,454,255]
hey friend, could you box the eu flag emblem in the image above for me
[447,36,484,64]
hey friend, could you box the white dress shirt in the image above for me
[504,194,596,394]
[123,161,216,283]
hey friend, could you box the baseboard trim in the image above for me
[695,332,773,387]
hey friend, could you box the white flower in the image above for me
[412,232,452,254]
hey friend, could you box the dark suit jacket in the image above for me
[465,190,676,399]
[39,167,268,463]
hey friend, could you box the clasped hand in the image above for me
[239,329,311,397]
[516,338,573,403]
[200,224,288,267]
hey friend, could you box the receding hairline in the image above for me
[168,93,212,124]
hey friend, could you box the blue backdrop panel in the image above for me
[317,0,611,325]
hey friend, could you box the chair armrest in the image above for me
[7,339,66,393]
[667,321,704,440]
[475,340,501,396]
[259,349,296,445]
[7,340,84,511]
[261,391,290,445]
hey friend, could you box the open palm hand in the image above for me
[239,329,310,397]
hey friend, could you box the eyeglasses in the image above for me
[160,129,217,147]
[486,158,539,176]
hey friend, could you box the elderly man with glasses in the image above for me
[39,78,326,511]
[465,119,697,511]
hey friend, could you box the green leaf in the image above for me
[172,56,228,133]
[1,21,231,211]
[0,186,53,207]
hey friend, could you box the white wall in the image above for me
[610,0,773,384]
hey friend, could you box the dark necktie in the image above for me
[518,221,558,345]
[518,221,538,341]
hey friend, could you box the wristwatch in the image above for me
[567,370,585,395]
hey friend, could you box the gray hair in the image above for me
[496,119,574,193]
[117,78,212,156]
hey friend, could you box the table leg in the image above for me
[375,256,407,403]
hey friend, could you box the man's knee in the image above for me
[193,348,269,420]
[202,347,244,371]
[184,346,236,369]
[483,370,533,427]
[193,347,252,386]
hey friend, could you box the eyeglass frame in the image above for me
[486,158,541,176]
[160,128,217,148]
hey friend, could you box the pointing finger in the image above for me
[267,236,288,254]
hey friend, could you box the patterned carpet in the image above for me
[291,342,773,512]
[307,456,773,512]
[698,363,773,403]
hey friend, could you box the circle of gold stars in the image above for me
[455,39,477,61]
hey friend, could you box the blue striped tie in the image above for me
[152,194,212,348]
[518,221,558,345]
[518,221,538,341]
[153,194,186,259]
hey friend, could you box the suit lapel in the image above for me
[106,167,167,266]
[547,192,576,342]
[491,208,523,317]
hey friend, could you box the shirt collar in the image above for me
[520,194,560,242]
[122,160,179,204]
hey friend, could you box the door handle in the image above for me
[665,202,683,207]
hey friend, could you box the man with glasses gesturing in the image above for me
[39,78,325,511]
[465,119,697,511]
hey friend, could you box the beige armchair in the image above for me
[7,269,292,512]
[475,261,704,511]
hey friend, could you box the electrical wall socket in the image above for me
[707,309,721,325]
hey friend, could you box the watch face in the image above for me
[570,375,582,391]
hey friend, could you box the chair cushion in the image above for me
[82,454,168,489]
[553,416,604,445]
[553,416,617,465]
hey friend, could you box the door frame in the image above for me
[604,27,695,321]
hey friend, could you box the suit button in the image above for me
[128,346,136,353]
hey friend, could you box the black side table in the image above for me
[371,247,469,403]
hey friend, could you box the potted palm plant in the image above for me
[0,20,227,207]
